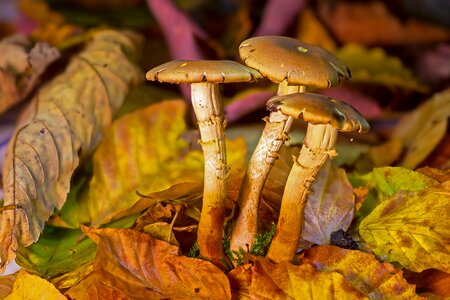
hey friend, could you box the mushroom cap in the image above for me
[267,92,369,133]
[239,36,350,89]
[146,60,262,84]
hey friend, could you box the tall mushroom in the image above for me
[146,60,261,268]
[265,92,369,263]
[230,36,350,252]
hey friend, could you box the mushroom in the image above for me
[265,92,369,263]
[146,60,261,268]
[230,36,350,252]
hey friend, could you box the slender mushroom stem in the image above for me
[191,82,229,268]
[230,81,304,253]
[266,123,337,263]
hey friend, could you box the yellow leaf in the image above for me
[0,29,142,270]
[360,182,450,272]
[335,43,428,92]
[73,100,246,226]
[302,245,422,299]
[229,256,366,299]
[392,89,450,169]
[66,227,231,299]
[5,270,65,300]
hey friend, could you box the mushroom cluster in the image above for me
[146,36,369,268]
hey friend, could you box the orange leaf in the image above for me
[318,1,450,46]
[66,227,231,299]
[230,256,366,299]
[302,245,423,299]
[404,269,450,297]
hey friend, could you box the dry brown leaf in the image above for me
[0,35,59,114]
[319,1,450,45]
[301,161,354,246]
[404,269,450,298]
[229,256,366,299]
[66,227,231,300]
[416,166,450,183]
[0,29,142,270]
[302,245,422,299]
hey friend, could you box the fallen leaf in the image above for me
[404,269,450,298]
[367,139,403,167]
[230,256,366,299]
[296,8,337,51]
[15,227,96,279]
[253,0,307,36]
[416,166,450,183]
[0,34,60,114]
[50,262,93,290]
[66,227,231,299]
[143,222,180,246]
[0,273,17,299]
[392,89,450,169]
[5,269,65,300]
[335,43,428,92]
[359,182,450,272]
[301,161,355,246]
[302,245,422,299]
[319,1,450,46]
[0,29,142,270]
[322,87,383,119]
[225,88,276,123]
[68,100,246,227]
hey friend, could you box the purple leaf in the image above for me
[322,87,383,119]
[253,0,307,37]
[225,90,275,122]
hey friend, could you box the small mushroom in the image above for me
[146,60,261,268]
[230,36,350,253]
[265,92,369,263]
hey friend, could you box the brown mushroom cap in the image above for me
[239,36,350,89]
[267,92,369,133]
[146,60,262,84]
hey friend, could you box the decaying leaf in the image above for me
[392,89,450,169]
[229,256,366,299]
[319,1,450,46]
[0,29,142,270]
[359,182,450,273]
[65,100,246,227]
[0,273,17,299]
[404,269,450,298]
[66,227,231,299]
[15,227,96,279]
[296,8,336,51]
[335,43,427,92]
[302,245,422,299]
[301,161,355,246]
[416,166,450,183]
[5,269,65,300]
[0,34,60,114]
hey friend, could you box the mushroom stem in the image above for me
[266,123,337,263]
[191,82,229,268]
[230,80,303,253]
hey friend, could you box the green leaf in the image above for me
[16,227,96,279]
[360,182,450,272]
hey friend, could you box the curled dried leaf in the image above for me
[0,29,142,270]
